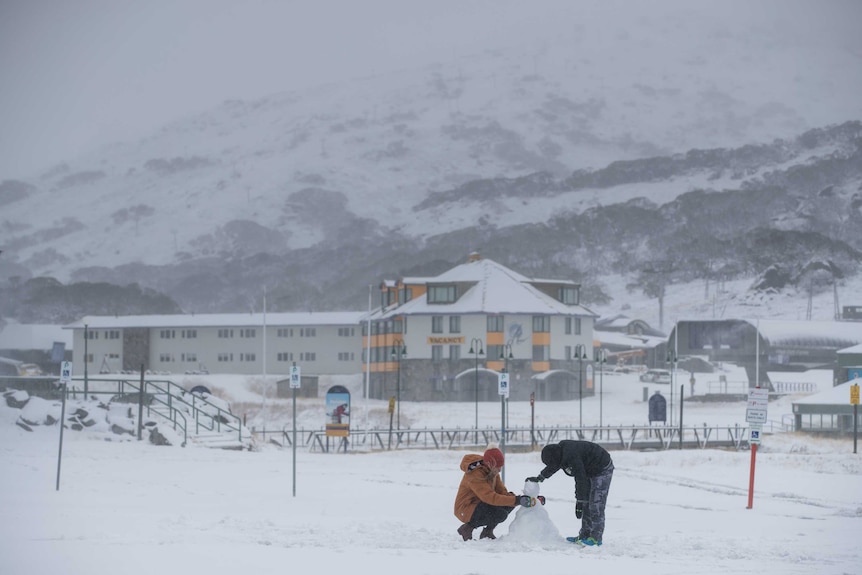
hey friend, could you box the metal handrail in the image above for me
[252,423,760,453]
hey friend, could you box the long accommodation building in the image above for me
[66,312,365,376]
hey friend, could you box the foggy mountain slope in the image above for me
[1,112,861,319]
[1,3,862,323]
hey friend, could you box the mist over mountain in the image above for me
[1,5,861,325]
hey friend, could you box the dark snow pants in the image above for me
[469,502,514,529]
[578,460,614,541]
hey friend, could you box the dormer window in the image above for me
[399,286,413,304]
[558,286,579,305]
[428,285,457,304]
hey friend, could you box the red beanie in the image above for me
[483,448,504,468]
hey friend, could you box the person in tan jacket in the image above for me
[453,447,535,540]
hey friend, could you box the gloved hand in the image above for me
[525,476,544,483]
[516,495,535,507]
[575,501,585,519]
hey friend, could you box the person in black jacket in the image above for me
[526,440,614,546]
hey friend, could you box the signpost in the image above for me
[745,387,768,509]
[56,361,72,491]
[498,370,509,483]
[851,383,859,455]
[290,363,300,496]
[387,396,396,450]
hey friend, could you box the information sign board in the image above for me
[498,371,509,397]
[746,387,768,424]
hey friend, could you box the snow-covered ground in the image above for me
[2,368,860,575]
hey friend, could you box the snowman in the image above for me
[506,480,562,543]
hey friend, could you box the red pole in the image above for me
[746,443,757,509]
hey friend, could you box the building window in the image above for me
[575,317,582,335]
[85,353,94,363]
[487,316,504,332]
[86,331,99,340]
[399,286,413,304]
[300,352,316,361]
[338,327,355,337]
[431,345,443,362]
[449,345,461,361]
[217,353,233,362]
[277,352,294,362]
[277,328,293,337]
[431,316,444,333]
[218,329,234,338]
[532,345,549,361]
[160,330,175,339]
[240,329,256,338]
[532,316,550,333]
[449,316,461,333]
[181,329,197,339]
[240,353,256,362]
[107,330,120,339]
[159,353,174,362]
[428,285,457,303]
[486,344,502,362]
[181,353,198,362]
[338,352,355,361]
[300,328,316,337]
[558,286,578,305]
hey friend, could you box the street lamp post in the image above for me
[595,348,607,432]
[667,349,678,427]
[575,344,588,427]
[469,338,484,442]
[391,339,406,429]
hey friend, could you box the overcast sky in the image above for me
[1,0,859,179]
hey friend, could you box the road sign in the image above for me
[746,387,768,424]
[851,384,860,405]
[498,371,509,397]
[60,361,72,385]
[289,365,301,388]
[749,424,762,444]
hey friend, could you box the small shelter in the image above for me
[791,378,861,433]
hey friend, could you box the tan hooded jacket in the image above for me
[453,453,516,523]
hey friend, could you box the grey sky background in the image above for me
[1,0,859,179]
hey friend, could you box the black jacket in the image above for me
[539,440,612,501]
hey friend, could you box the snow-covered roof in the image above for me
[595,314,637,329]
[793,378,861,406]
[594,330,666,349]
[0,321,73,351]
[64,311,367,330]
[838,343,862,354]
[675,319,862,349]
[748,320,862,348]
[380,257,596,318]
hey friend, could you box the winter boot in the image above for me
[457,523,474,541]
[480,526,496,540]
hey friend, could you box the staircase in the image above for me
[117,378,254,450]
